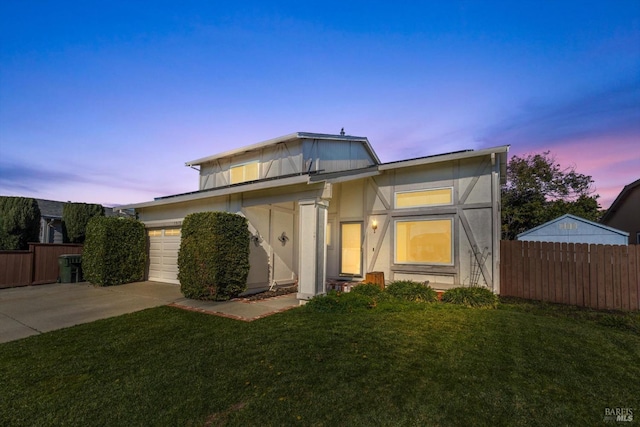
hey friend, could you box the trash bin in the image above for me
[58,254,82,283]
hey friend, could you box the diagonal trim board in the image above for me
[458,158,489,205]
[459,209,492,286]
[368,215,390,272]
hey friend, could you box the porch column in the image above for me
[297,198,328,301]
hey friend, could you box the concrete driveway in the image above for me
[0,281,182,344]
[0,281,300,344]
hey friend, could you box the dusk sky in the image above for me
[1,1,638,209]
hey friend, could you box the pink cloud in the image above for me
[509,133,639,209]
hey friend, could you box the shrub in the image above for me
[0,196,41,250]
[385,280,438,302]
[178,212,250,300]
[441,286,499,308]
[62,202,104,243]
[351,283,384,298]
[303,290,376,312]
[83,217,146,286]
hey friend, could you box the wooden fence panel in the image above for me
[500,241,640,311]
[553,243,563,304]
[0,244,83,288]
[596,245,607,309]
[541,242,555,301]
[631,245,639,311]
[0,251,33,288]
[620,246,629,311]
[31,243,83,285]
[533,241,542,301]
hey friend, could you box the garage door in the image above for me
[148,228,181,284]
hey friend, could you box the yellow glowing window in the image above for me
[340,222,362,275]
[326,222,332,247]
[395,188,453,208]
[395,219,453,265]
[148,230,162,237]
[164,228,181,236]
[230,162,259,184]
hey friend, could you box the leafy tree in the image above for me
[0,196,41,250]
[502,151,601,240]
[62,202,105,243]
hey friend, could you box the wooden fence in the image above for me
[0,243,83,288]
[500,240,639,311]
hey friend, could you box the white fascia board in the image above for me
[119,175,310,209]
[379,145,510,171]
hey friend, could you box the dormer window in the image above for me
[230,161,259,184]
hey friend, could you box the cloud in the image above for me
[0,160,191,204]
[0,162,84,195]
[479,79,640,148]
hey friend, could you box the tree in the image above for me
[0,196,41,250]
[62,202,105,243]
[501,151,601,240]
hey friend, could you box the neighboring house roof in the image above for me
[35,198,118,218]
[185,132,381,166]
[119,131,509,210]
[35,199,64,219]
[517,213,629,240]
[600,178,640,223]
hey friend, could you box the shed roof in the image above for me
[517,213,629,239]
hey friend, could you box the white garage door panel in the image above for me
[148,229,181,284]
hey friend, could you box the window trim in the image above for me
[394,217,454,266]
[394,186,453,209]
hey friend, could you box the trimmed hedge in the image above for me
[63,202,104,243]
[0,196,41,250]
[83,217,146,286]
[178,212,250,300]
[441,286,499,308]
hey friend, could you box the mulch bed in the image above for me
[243,285,298,301]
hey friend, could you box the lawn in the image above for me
[1,298,638,426]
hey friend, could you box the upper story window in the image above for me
[230,162,259,184]
[395,187,453,209]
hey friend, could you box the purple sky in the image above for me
[1,1,638,209]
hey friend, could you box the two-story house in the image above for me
[121,132,508,301]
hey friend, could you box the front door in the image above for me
[340,222,363,276]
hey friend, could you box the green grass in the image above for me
[1,300,638,426]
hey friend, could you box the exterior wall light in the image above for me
[372,219,378,233]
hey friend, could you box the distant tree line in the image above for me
[0,196,105,250]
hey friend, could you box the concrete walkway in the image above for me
[0,281,299,344]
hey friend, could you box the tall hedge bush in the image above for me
[83,216,146,286]
[63,202,104,243]
[178,212,250,300]
[0,196,41,250]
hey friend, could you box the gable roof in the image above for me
[600,178,640,223]
[185,132,381,166]
[517,213,629,239]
